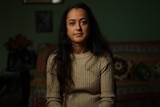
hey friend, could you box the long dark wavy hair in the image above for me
[51,2,113,96]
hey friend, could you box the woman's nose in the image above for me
[76,23,81,31]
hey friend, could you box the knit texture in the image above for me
[46,51,115,107]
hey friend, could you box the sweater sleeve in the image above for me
[46,54,63,107]
[98,57,115,107]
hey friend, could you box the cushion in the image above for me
[132,63,154,80]
[151,62,160,79]
[110,41,160,81]
[113,54,133,80]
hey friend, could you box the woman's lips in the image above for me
[74,33,83,37]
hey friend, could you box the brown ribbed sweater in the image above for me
[46,51,115,107]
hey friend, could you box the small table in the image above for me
[0,70,20,96]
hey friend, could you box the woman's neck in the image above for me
[72,43,88,54]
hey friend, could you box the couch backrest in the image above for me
[35,43,56,74]
[35,41,160,80]
[109,41,160,80]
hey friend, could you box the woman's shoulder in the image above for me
[47,52,57,62]
[98,53,113,63]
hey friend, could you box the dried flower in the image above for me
[5,33,33,51]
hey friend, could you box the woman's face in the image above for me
[66,8,89,45]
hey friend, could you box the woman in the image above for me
[46,2,115,107]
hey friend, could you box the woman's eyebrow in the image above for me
[79,18,87,21]
[67,19,75,22]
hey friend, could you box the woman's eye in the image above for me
[81,20,88,25]
[69,22,75,26]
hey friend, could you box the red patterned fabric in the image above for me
[29,41,160,107]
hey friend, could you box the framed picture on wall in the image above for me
[35,11,53,33]
[23,0,64,4]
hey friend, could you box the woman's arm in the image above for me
[46,54,62,107]
[98,57,115,107]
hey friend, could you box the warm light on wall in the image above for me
[52,0,62,4]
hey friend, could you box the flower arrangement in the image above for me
[5,33,36,71]
[4,33,33,51]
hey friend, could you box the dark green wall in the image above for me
[0,0,159,70]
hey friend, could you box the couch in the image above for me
[29,41,160,107]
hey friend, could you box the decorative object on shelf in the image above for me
[4,33,36,72]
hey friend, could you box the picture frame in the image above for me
[23,0,64,4]
[35,11,53,33]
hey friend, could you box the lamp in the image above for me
[52,0,62,4]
